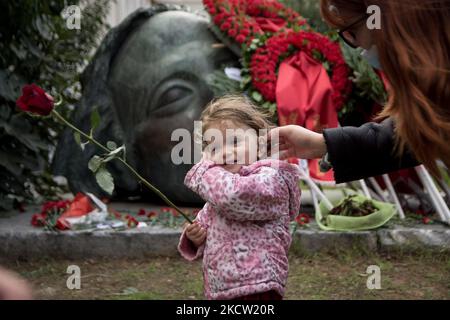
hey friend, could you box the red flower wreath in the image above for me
[249,30,353,110]
[203,0,309,44]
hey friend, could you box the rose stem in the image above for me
[52,110,193,224]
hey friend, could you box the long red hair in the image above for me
[321,0,450,176]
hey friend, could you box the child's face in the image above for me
[203,120,259,173]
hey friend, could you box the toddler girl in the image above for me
[178,95,301,300]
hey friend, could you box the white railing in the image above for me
[298,160,450,224]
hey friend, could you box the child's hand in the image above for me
[184,221,207,247]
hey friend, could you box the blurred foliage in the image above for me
[0,0,111,212]
[206,69,242,98]
[280,0,331,33]
[338,43,387,125]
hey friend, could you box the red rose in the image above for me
[169,208,178,217]
[16,84,54,116]
[55,219,69,231]
[127,217,138,228]
[213,14,225,25]
[138,209,146,216]
[147,211,157,218]
[56,200,70,210]
[296,213,310,225]
[220,22,231,31]
[416,209,425,216]
[41,201,56,214]
[228,28,237,37]
[240,29,250,36]
[31,214,46,227]
[236,34,246,43]
[422,217,432,224]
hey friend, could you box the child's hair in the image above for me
[200,95,275,134]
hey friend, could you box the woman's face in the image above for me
[339,10,373,49]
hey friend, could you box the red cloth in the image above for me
[254,17,287,33]
[233,290,283,301]
[276,52,337,131]
[276,51,338,182]
[57,193,94,229]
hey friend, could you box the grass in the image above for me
[4,251,449,300]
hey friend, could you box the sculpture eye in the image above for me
[149,81,195,117]
[159,86,192,106]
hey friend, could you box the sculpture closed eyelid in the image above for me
[149,80,195,117]
[159,86,192,105]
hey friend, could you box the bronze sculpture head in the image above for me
[54,5,238,204]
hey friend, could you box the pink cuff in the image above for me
[178,229,205,261]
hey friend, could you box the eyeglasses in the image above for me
[338,15,368,48]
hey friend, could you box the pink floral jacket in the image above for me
[178,158,301,300]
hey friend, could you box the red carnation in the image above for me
[16,84,54,116]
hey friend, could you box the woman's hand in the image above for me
[184,221,207,247]
[266,125,327,160]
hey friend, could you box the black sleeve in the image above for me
[323,118,420,183]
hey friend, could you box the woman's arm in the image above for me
[269,118,419,184]
[323,118,419,183]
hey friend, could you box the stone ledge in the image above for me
[293,229,378,254]
[0,227,182,260]
[0,211,448,261]
[377,226,450,252]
